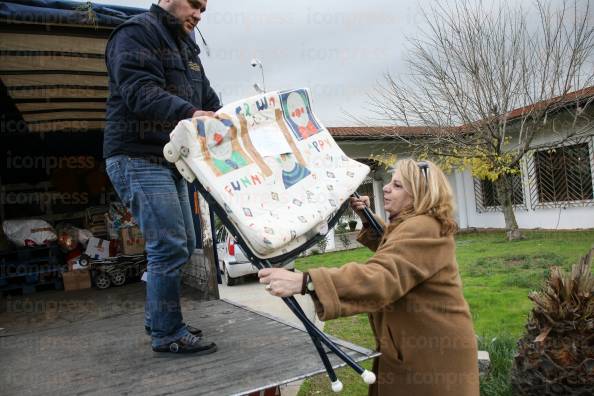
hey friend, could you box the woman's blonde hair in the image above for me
[393,159,458,235]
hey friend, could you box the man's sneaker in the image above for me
[152,333,217,355]
[145,324,203,337]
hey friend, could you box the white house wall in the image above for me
[452,115,594,230]
[454,168,594,229]
[336,122,594,230]
[453,171,470,229]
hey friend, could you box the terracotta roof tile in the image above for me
[328,126,432,139]
[504,86,594,121]
[328,86,594,139]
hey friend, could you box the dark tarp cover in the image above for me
[0,0,145,28]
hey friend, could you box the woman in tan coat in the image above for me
[259,159,479,395]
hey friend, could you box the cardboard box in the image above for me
[119,226,145,255]
[85,237,111,260]
[62,270,91,291]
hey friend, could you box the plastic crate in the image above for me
[0,243,65,295]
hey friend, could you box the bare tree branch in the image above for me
[361,0,594,239]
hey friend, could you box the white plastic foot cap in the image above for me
[331,380,343,392]
[361,370,376,384]
[163,142,180,163]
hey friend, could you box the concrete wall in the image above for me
[182,249,215,299]
[330,231,363,252]
[303,231,363,255]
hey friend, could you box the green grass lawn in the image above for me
[295,230,594,396]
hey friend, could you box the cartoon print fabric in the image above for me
[196,117,252,176]
[279,153,311,189]
[280,90,322,140]
[166,88,370,258]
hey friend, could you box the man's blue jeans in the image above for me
[106,155,196,347]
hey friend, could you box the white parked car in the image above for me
[215,227,294,286]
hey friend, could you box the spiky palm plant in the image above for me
[511,247,594,395]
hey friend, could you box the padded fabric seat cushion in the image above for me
[166,88,369,258]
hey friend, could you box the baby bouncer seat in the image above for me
[164,88,376,391]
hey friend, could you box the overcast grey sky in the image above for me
[95,0,575,126]
[93,0,435,126]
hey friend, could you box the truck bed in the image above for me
[0,284,378,396]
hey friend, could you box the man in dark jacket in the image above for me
[104,0,219,354]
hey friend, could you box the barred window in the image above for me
[533,143,593,204]
[474,172,524,212]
